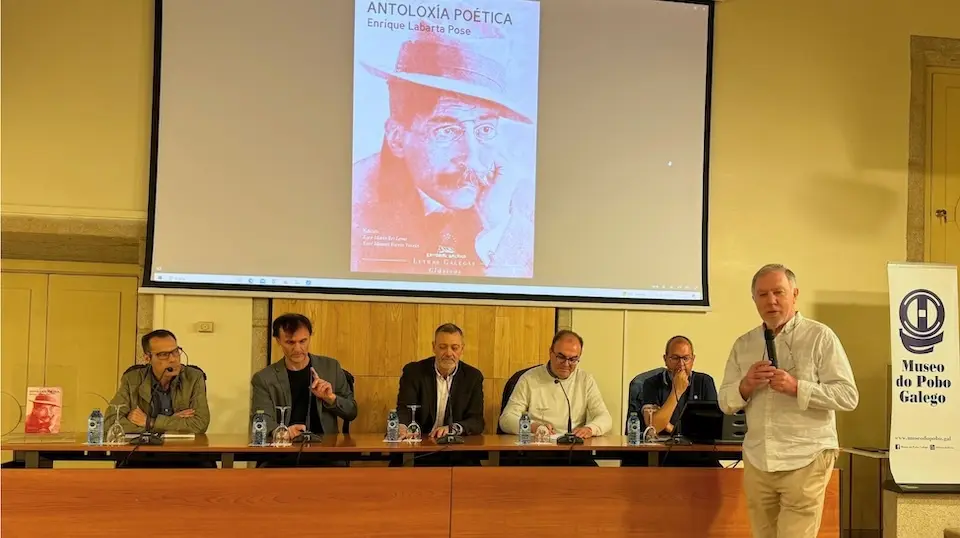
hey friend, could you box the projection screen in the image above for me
[145,0,714,308]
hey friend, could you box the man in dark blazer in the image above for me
[251,314,357,441]
[396,323,485,443]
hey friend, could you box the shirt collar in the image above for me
[767,311,803,337]
[545,362,575,383]
[151,370,177,392]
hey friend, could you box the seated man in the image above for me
[394,323,485,465]
[251,313,357,465]
[499,330,612,464]
[106,329,210,435]
[639,335,720,467]
[398,323,484,438]
[106,329,211,467]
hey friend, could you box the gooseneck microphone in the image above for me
[294,372,321,444]
[437,387,464,445]
[554,378,584,445]
[763,328,779,369]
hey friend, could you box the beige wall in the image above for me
[1,0,152,220]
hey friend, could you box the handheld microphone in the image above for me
[763,328,779,369]
[554,378,584,445]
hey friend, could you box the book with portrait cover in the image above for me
[24,386,63,434]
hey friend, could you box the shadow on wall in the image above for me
[811,292,891,449]
[813,293,891,538]
[799,174,900,238]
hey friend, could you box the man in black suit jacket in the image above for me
[397,323,485,439]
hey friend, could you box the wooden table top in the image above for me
[1,433,744,453]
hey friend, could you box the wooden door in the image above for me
[44,274,138,434]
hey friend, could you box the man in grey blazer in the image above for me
[251,313,357,439]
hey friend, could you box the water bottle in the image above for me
[251,409,267,446]
[627,411,642,446]
[518,412,532,445]
[87,408,104,445]
[386,409,400,442]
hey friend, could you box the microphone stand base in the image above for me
[556,433,584,445]
[437,434,464,445]
[130,432,164,446]
[292,431,321,444]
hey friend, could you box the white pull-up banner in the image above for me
[888,262,960,485]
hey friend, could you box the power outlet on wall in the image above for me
[197,321,215,333]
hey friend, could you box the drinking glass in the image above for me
[642,405,660,442]
[406,404,421,442]
[272,406,292,447]
[534,405,551,444]
[105,404,127,445]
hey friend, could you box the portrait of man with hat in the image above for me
[25,389,62,434]
[351,6,539,279]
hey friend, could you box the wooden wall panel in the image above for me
[270,300,556,434]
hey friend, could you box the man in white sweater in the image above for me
[499,330,613,438]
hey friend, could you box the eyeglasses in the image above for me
[150,347,183,360]
[553,353,580,365]
[666,355,693,363]
[426,120,499,146]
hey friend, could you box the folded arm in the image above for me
[152,379,210,434]
[104,382,142,434]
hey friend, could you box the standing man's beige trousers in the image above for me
[743,449,838,538]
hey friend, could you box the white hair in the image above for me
[751,264,797,294]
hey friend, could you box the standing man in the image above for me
[719,264,859,538]
[396,323,484,439]
[251,314,357,440]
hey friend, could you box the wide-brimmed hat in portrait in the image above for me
[360,23,532,124]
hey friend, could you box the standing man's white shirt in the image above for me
[719,312,859,472]
[499,365,613,436]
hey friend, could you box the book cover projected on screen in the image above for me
[351,0,541,279]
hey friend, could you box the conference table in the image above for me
[0,434,840,537]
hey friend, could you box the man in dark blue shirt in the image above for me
[639,335,718,435]
[637,335,720,467]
